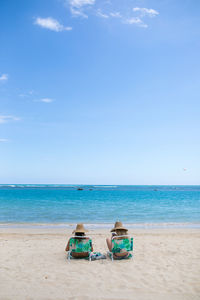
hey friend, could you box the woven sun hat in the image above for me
[110,221,128,232]
[72,223,88,234]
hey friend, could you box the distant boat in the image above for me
[77,188,83,191]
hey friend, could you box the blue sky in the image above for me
[0,0,200,184]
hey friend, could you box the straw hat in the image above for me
[110,221,128,232]
[72,223,88,234]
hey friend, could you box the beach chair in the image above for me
[108,235,133,261]
[67,236,93,261]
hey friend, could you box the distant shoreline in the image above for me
[1,222,200,229]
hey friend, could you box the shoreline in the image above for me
[1,222,200,229]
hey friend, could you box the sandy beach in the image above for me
[0,227,200,300]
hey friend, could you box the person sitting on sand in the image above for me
[65,223,93,258]
[106,221,129,258]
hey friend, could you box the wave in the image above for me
[0,222,200,229]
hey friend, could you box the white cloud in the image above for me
[65,0,158,28]
[68,0,95,18]
[97,10,109,18]
[70,7,88,18]
[0,74,8,81]
[0,115,20,124]
[35,17,72,32]
[124,7,159,27]
[124,17,147,28]
[125,17,142,25]
[110,12,121,18]
[69,0,95,8]
[133,7,159,17]
[40,98,54,103]
[97,10,123,21]
[0,138,9,142]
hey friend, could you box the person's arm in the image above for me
[106,238,112,251]
[65,239,70,251]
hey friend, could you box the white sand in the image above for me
[0,227,200,300]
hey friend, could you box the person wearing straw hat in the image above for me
[65,224,93,258]
[106,221,129,258]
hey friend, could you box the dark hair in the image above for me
[75,232,85,237]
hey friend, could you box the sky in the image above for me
[0,0,200,184]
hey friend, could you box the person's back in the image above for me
[106,221,129,258]
[65,224,93,258]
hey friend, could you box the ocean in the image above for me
[0,185,200,228]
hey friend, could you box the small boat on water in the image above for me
[77,187,83,191]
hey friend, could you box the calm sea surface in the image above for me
[0,185,200,226]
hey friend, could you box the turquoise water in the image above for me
[0,185,199,225]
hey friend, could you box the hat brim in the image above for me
[111,227,128,232]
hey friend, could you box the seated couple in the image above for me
[65,221,133,260]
